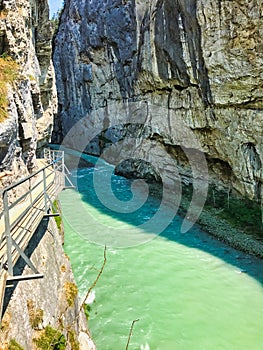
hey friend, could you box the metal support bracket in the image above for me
[44,213,60,217]
[6,273,44,285]
[11,238,39,275]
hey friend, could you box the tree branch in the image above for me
[126,319,139,350]
[77,245,107,320]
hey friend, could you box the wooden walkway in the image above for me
[0,149,66,320]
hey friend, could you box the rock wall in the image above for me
[0,0,57,187]
[0,2,96,349]
[0,217,95,350]
[53,0,263,201]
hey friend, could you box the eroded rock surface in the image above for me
[0,0,57,182]
[0,217,95,350]
[53,0,263,201]
[0,2,96,349]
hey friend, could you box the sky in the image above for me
[48,0,64,18]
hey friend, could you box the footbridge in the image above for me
[0,149,72,321]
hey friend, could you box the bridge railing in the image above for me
[0,149,65,277]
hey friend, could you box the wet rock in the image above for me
[64,153,95,170]
[115,158,161,183]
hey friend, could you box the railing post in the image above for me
[44,148,51,163]
[3,191,13,276]
[43,168,48,213]
[29,177,33,207]
[49,149,53,168]
[61,151,65,188]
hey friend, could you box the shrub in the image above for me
[52,200,63,232]
[0,55,18,122]
[27,299,44,330]
[8,339,24,350]
[83,303,91,320]
[68,329,80,350]
[33,326,66,350]
[64,282,78,307]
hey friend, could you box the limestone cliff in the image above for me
[53,0,263,202]
[0,0,57,188]
[0,1,96,349]
[0,217,95,350]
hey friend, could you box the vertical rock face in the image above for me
[0,217,95,350]
[0,3,96,349]
[53,0,263,201]
[0,0,57,186]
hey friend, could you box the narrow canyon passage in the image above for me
[0,0,262,348]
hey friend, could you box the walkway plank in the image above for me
[0,151,65,321]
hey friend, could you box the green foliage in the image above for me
[50,16,59,32]
[27,299,44,330]
[50,4,64,34]
[181,182,262,238]
[8,339,24,350]
[52,200,62,232]
[0,55,18,122]
[33,326,66,350]
[28,74,36,81]
[83,303,91,320]
[217,196,262,237]
[68,329,80,350]
[64,281,78,307]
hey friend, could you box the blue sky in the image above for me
[48,0,64,18]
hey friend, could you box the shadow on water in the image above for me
[61,154,263,287]
[2,217,49,316]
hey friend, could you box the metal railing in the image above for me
[0,149,65,278]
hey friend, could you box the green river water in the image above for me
[59,158,263,350]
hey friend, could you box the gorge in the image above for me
[0,0,262,349]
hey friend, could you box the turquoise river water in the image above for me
[59,154,263,350]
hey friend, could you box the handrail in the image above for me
[0,149,65,276]
[0,156,63,195]
[8,175,46,211]
[0,151,64,219]
[6,180,54,236]
[0,149,66,324]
